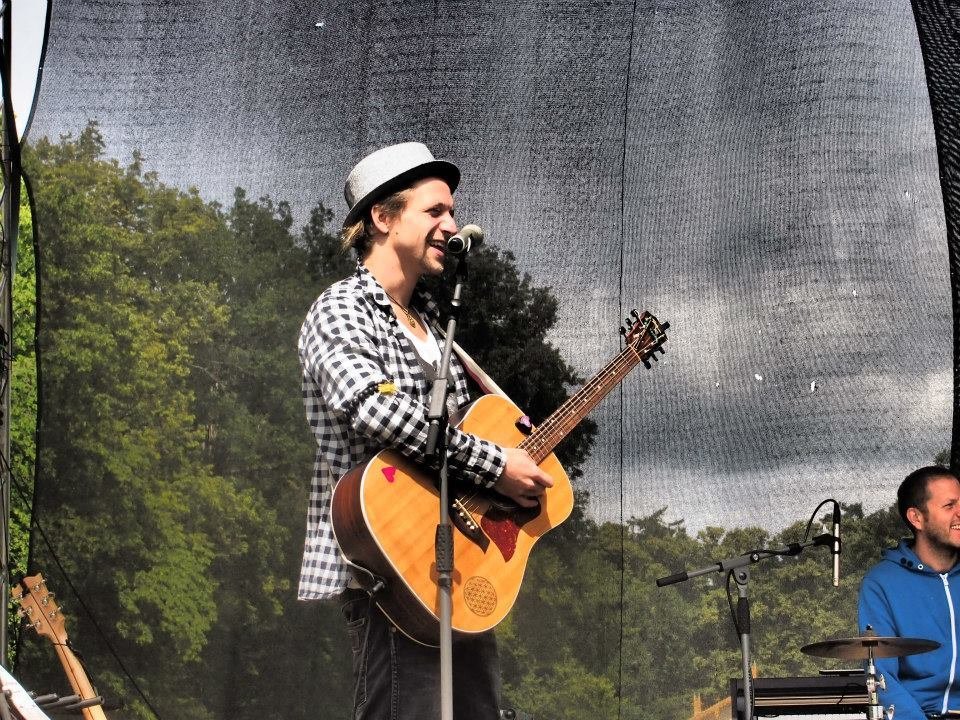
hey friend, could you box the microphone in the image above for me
[446,224,484,255]
[832,501,841,588]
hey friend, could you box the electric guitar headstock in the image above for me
[620,310,669,368]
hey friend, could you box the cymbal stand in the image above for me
[862,630,889,720]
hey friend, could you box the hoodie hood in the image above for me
[881,539,960,577]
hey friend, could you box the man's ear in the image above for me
[370,203,392,235]
[906,506,924,533]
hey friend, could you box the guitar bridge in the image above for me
[451,498,489,552]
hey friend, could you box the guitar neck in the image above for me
[520,342,646,463]
[50,641,108,720]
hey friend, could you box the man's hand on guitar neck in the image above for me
[494,448,554,508]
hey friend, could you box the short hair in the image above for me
[340,188,411,258]
[898,465,958,534]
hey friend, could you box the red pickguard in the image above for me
[480,505,541,561]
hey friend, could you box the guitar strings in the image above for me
[453,328,660,525]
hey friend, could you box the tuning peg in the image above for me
[619,326,627,336]
[631,309,640,319]
[41,592,55,606]
[642,359,651,369]
[651,353,659,362]
[661,321,670,331]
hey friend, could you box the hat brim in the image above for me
[343,159,460,227]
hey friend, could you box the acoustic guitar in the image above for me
[12,573,109,720]
[332,310,668,646]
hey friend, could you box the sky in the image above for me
[23,0,954,534]
[10,0,48,139]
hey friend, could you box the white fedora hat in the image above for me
[343,142,460,226]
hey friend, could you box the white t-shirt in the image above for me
[396,312,441,369]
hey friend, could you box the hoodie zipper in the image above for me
[941,573,957,714]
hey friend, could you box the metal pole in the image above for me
[0,0,21,669]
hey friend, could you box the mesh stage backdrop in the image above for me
[12,1,960,719]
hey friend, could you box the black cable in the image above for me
[24,502,164,720]
[725,569,738,635]
[16,168,42,667]
[4,458,161,720]
[616,2,640,716]
[3,453,164,720]
[803,498,837,542]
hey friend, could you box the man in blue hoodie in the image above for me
[858,466,960,719]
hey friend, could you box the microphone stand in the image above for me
[656,534,834,720]
[424,255,470,720]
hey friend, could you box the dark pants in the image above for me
[341,589,502,720]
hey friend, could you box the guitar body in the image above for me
[332,393,574,646]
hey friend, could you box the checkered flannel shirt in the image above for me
[297,264,508,600]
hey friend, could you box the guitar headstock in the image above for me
[620,310,669,369]
[12,573,68,646]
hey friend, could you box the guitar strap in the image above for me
[424,319,512,401]
[449,340,512,401]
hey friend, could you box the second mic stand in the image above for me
[423,255,470,720]
[656,534,834,720]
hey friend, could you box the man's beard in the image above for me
[926,523,960,556]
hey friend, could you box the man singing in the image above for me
[297,142,553,719]
[858,466,960,720]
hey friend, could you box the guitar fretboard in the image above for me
[519,330,659,463]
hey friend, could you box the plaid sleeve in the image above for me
[300,290,505,486]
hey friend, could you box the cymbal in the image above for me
[801,636,940,660]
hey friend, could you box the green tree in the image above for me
[18,125,292,719]
[9,182,38,662]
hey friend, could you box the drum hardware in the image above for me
[801,626,940,720]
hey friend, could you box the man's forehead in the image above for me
[926,475,960,503]
[406,176,454,202]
